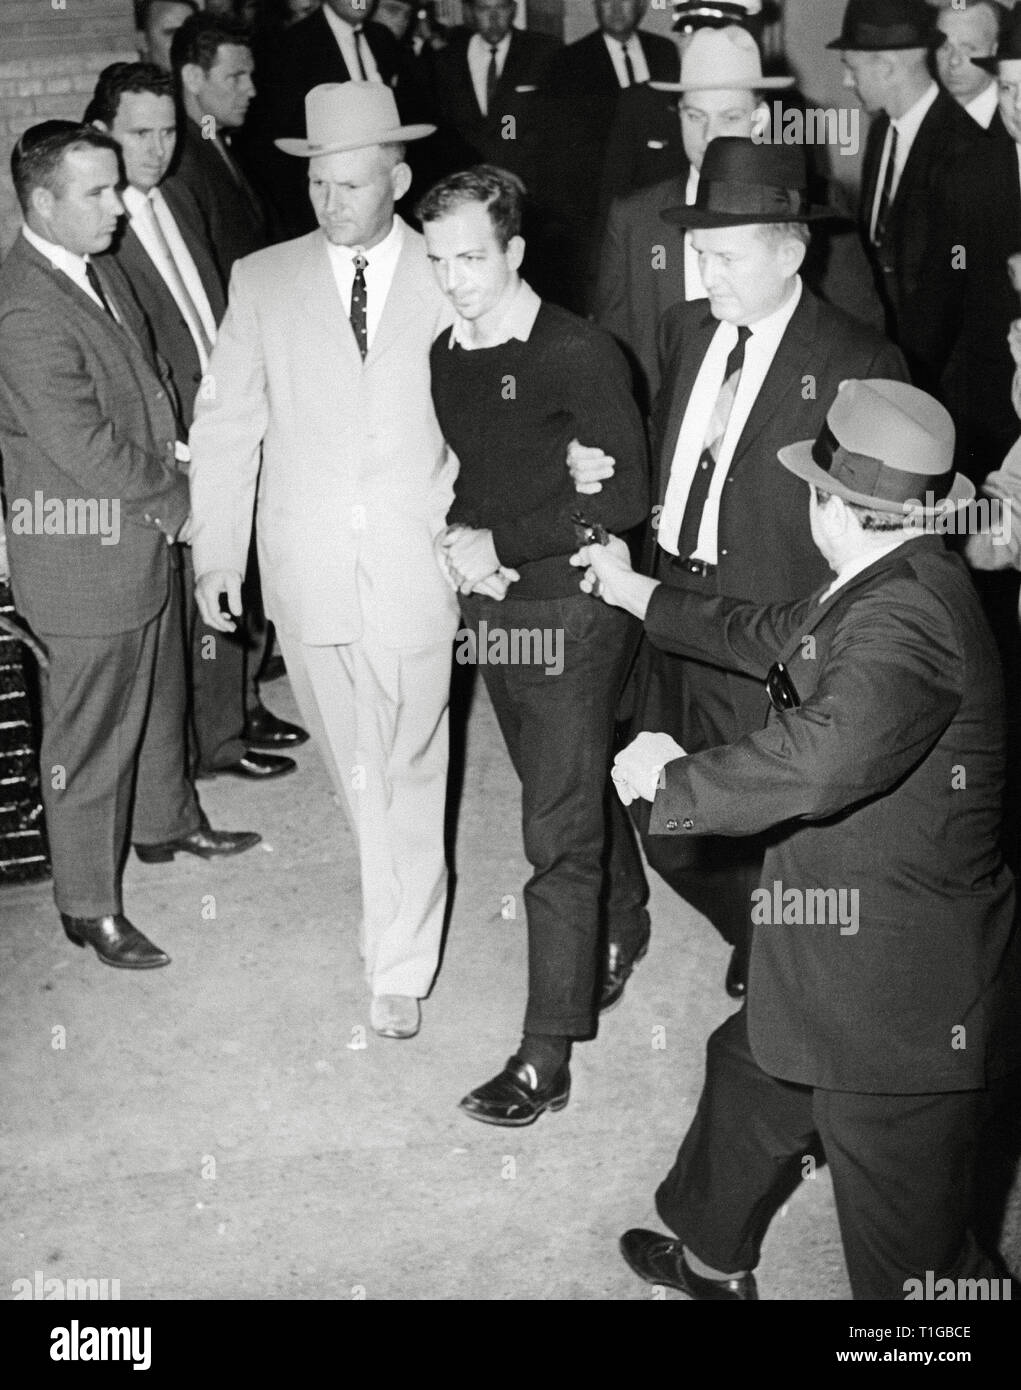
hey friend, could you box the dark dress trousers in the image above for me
[107,184,253,774]
[0,235,198,916]
[643,537,1016,1297]
[631,289,907,964]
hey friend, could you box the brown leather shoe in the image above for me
[619,1229,758,1299]
[61,913,170,969]
[134,822,261,863]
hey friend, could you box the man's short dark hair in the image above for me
[170,11,252,77]
[11,121,121,215]
[83,62,175,127]
[135,0,199,30]
[415,165,525,250]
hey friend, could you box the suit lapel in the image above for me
[730,289,818,465]
[860,113,886,230]
[656,306,718,504]
[370,234,435,365]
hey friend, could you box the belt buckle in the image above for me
[681,556,712,577]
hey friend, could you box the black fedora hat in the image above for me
[662,137,839,229]
[974,7,1021,73]
[827,0,944,52]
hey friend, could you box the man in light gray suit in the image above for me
[189,83,460,1040]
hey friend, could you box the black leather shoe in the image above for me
[600,937,650,1012]
[459,1056,570,1127]
[244,704,308,749]
[135,823,261,863]
[61,913,170,969]
[199,751,296,781]
[619,1229,758,1300]
[725,949,747,1000]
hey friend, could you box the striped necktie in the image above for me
[871,124,899,248]
[675,325,751,559]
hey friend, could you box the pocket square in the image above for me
[515,84,537,93]
[646,139,667,149]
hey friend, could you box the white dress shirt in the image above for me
[323,4,381,82]
[22,222,112,315]
[869,81,939,242]
[682,165,707,302]
[658,277,804,562]
[468,30,512,116]
[325,213,405,352]
[122,184,218,372]
[965,80,999,130]
[603,31,650,88]
[448,277,541,350]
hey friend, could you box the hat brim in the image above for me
[275,123,436,157]
[651,75,795,92]
[777,439,976,514]
[825,35,944,52]
[662,202,842,227]
[972,56,1003,74]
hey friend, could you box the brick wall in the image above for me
[0,1,137,255]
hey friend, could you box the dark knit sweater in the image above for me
[430,301,649,599]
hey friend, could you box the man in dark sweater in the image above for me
[418,166,651,1126]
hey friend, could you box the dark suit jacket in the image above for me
[594,174,886,411]
[859,88,983,377]
[0,235,188,637]
[106,183,226,431]
[911,112,1021,482]
[639,289,907,744]
[541,28,681,224]
[165,119,271,284]
[430,27,560,187]
[646,536,1016,1094]
[597,82,685,221]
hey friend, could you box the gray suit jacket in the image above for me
[0,234,187,637]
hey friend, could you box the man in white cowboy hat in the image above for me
[188,82,459,1040]
[576,136,906,1004]
[573,378,1019,1300]
[593,23,793,407]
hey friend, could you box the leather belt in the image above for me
[675,556,716,577]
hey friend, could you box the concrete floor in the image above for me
[1,672,1018,1302]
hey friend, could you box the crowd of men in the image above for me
[1,0,1020,1300]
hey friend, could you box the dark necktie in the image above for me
[620,39,636,87]
[350,251,368,359]
[676,325,752,560]
[872,123,899,248]
[353,25,368,80]
[85,261,116,319]
[486,44,499,113]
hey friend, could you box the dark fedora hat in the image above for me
[662,137,839,229]
[827,0,944,52]
[974,6,1021,73]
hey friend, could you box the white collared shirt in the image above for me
[122,184,217,372]
[603,31,650,88]
[870,81,939,241]
[448,277,542,350]
[468,30,512,116]
[658,277,804,562]
[682,165,707,303]
[965,80,998,130]
[22,222,111,314]
[324,214,405,352]
[322,4,381,82]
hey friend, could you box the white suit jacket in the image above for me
[189,220,459,648]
